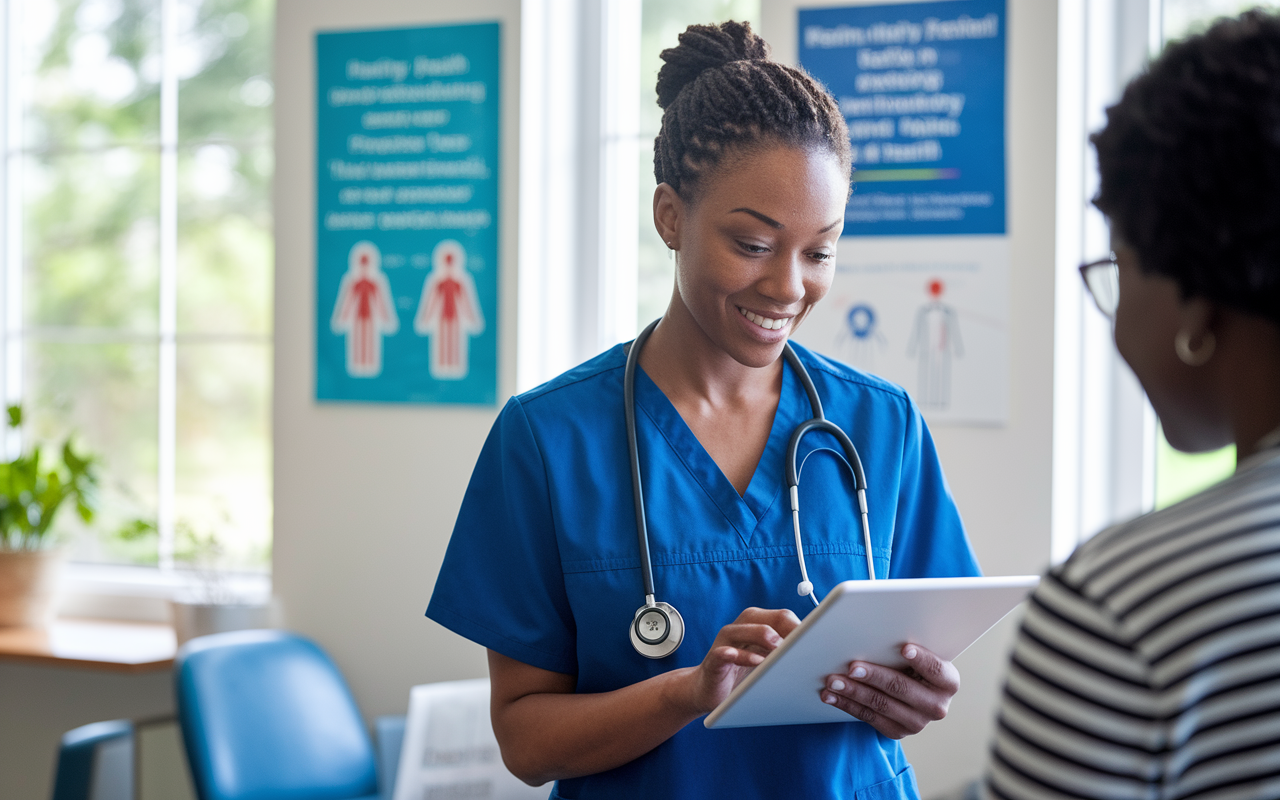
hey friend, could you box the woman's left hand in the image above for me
[819,643,959,739]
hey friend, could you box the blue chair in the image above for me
[175,629,387,800]
[50,720,134,800]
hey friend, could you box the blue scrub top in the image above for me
[427,342,980,800]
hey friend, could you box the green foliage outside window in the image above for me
[1154,428,1236,509]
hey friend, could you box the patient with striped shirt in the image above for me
[986,10,1280,800]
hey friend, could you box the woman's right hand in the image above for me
[684,607,802,714]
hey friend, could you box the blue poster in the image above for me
[316,22,500,404]
[799,0,1005,236]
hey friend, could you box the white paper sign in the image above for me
[393,678,547,800]
[795,235,1009,426]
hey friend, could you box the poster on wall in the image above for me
[315,22,500,405]
[794,0,1008,425]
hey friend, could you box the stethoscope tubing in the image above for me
[624,319,876,655]
[624,320,659,602]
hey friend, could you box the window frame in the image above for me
[1052,0,1163,562]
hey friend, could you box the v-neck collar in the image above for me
[632,356,808,546]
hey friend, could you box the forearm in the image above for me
[494,665,704,785]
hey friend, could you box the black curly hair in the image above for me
[653,20,852,201]
[1092,9,1280,324]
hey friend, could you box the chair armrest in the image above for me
[374,714,407,800]
[52,720,135,800]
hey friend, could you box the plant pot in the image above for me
[0,548,62,628]
[170,599,272,645]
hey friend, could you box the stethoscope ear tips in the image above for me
[630,601,685,659]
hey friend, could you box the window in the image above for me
[1149,0,1277,508]
[1,0,273,578]
[634,0,761,329]
[1054,0,1277,559]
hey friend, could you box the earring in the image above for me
[1175,329,1216,366]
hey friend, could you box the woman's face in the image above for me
[658,144,849,369]
[1112,242,1228,452]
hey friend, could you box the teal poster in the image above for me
[316,22,500,404]
[799,0,1006,236]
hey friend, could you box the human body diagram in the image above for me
[415,239,485,380]
[907,279,964,410]
[331,241,399,378]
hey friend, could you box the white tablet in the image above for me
[703,575,1040,729]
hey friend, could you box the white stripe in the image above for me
[1173,774,1280,800]
[1175,745,1280,798]
[1068,474,1280,593]
[1150,622,1280,692]
[1139,586,1280,662]
[1003,662,1166,748]
[999,697,1162,778]
[987,761,1120,800]
[1033,575,1141,650]
[991,727,1159,800]
[1020,592,1148,682]
[1014,634,1159,717]
[1166,679,1280,747]
[1112,527,1280,622]
[1089,497,1280,602]
[1165,711,1280,778]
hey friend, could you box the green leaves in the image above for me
[0,404,100,551]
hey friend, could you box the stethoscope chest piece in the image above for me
[630,601,684,659]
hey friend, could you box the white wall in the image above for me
[272,0,522,721]
[760,1,1059,795]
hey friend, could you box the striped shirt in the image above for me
[986,449,1280,800]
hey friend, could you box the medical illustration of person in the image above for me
[836,302,888,368]
[330,240,399,378]
[907,278,963,409]
[414,239,484,380]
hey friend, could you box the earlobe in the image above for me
[1174,298,1218,367]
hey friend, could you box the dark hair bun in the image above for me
[655,21,769,111]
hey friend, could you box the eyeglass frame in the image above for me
[1079,253,1119,319]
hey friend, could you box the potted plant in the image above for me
[0,406,98,627]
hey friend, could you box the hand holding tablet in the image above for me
[704,575,1040,729]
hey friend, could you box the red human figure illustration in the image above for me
[331,241,399,377]
[415,239,484,380]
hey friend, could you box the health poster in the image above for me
[316,22,500,405]
[795,1,1008,425]
[799,0,1006,236]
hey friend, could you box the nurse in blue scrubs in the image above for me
[427,20,980,800]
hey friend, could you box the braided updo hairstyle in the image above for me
[1092,9,1280,324]
[654,21,852,200]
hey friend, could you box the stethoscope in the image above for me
[625,319,876,659]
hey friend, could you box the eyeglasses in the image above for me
[1079,254,1119,319]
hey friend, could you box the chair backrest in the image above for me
[174,629,377,800]
[50,720,134,800]
[392,679,546,800]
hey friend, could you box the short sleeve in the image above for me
[886,400,981,579]
[426,397,578,675]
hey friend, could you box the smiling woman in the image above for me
[426,19,981,800]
